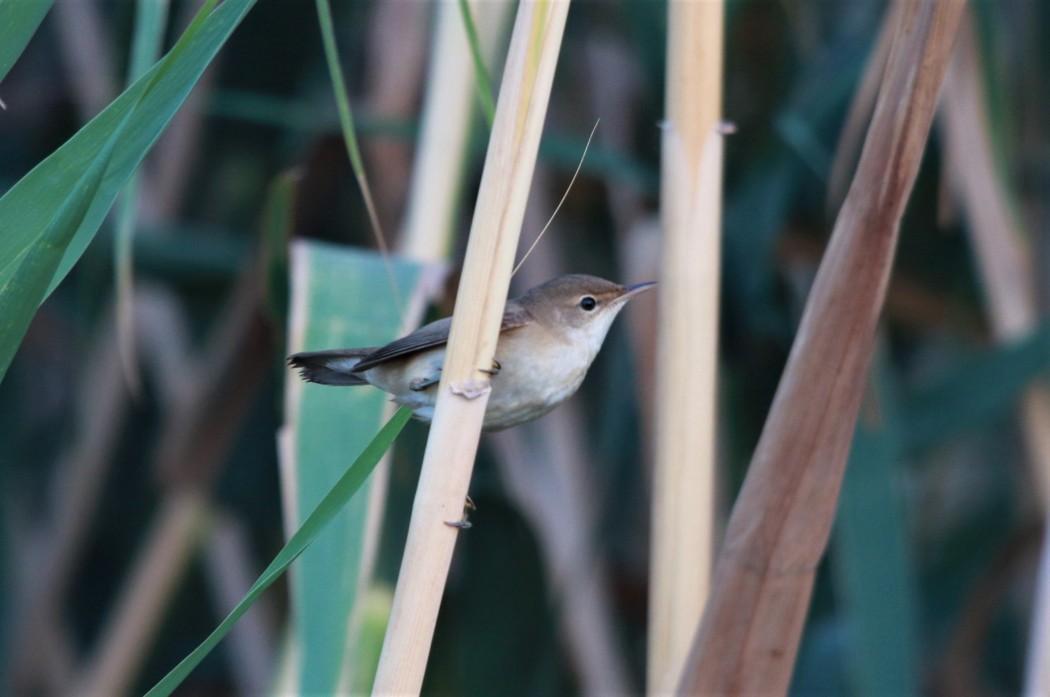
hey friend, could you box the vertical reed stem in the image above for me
[371,2,570,693]
[648,0,725,693]
[400,0,512,264]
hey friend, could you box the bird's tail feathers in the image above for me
[288,349,374,386]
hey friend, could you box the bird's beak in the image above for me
[621,281,656,301]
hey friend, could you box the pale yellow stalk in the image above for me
[400,0,513,263]
[647,1,724,693]
[371,2,570,694]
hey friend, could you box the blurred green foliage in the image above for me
[0,1,1048,695]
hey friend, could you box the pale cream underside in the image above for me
[361,304,625,430]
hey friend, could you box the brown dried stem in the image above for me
[677,2,964,694]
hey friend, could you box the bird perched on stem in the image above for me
[289,274,655,431]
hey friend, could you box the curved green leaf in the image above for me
[0,0,257,301]
[144,406,412,697]
[0,0,52,85]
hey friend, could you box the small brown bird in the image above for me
[288,274,655,431]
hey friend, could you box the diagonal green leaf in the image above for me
[0,0,52,85]
[0,96,137,382]
[457,0,496,126]
[260,170,300,324]
[315,0,367,180]
[0,0,256,300]
[834,356,920,697]
[144,406,412,697]
[313,0,397,308]
[114,0,173,390]
[900,320,1050,452]
[127,0,171,82]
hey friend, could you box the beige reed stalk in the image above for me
[938,16,1050,694]
[331,2,514,687]
[371,2,569,694]
[400,0,512,263]
[677,2,964,694]
[647,0,724,693]
[941,17,1050,508]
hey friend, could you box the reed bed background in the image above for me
[2,1,1049,695]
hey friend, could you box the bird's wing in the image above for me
[350,304,532,373]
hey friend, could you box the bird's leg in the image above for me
[479,359,501,376]
[445,495,476,529]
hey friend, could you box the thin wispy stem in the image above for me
[512,120,599,277]
[315,0,402,316]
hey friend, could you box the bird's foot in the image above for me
[479,359,501,376]
[445,495,476,529]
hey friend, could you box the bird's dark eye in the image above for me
[578,296,597,311]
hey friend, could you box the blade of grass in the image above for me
[899,320,1050,453]
[201,514,277,696]
[0,98,132,381]
[0,0,53,85]
[144,406,412,697]
[833,352,920,697]
[115,0,172,393]
[314,0,400,313]
[0,0,247,383]
[457,0,496,126]
[260,170,299,324]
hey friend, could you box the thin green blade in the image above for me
[144,406,412,697]
[900,321,1050,453]
[834,357,919,697]
[0,0,52,84]
[457,0,496,126]
[0,98,135,382]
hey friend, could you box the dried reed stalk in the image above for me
[647,0,724,693]
[10,287,196,696]
[359,0,429,234]
[399,0,512,263]
[73,269,273,695]
[73,493,210,697]
[677,2,964,693]
[940,15,1050,506]
[371,2,569,693]
[937,14,1050,693]
[201,513,277,696]
[825,1,901,216]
